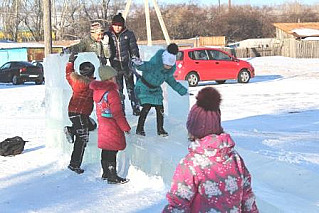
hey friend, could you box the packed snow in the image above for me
[0,56,319,213]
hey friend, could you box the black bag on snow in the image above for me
[0,136,28,156]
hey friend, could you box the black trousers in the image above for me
[68,112,89,168]
[137,104,164,131]
[101,150,118,162]
[112,60,139,110]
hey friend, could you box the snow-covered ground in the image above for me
[0,56,319,212]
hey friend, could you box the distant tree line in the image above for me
[0,0,318,43]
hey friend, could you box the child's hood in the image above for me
[89,80,118,102]
[70,72,93,84]
[188,133,235,163]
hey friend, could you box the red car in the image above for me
[174,47,255,86]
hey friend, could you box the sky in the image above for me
[0,55,319,212]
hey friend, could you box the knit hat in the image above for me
[98,65,117,81]
[112,13,125,26]
[167,43,179,55]
[79,62,95,77]
[162,50,176,66]
[91,22,104,33]
[186,87,223,139]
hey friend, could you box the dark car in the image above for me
[0,61,44,85]
[174,47,255,86]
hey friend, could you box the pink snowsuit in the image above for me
[163,133,259,213]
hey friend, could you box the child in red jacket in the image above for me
[89,65,131,184]
[64,55,95,174]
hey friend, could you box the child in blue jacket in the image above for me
[133,43,187,137]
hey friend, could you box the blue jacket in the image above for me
[134,49,187,105]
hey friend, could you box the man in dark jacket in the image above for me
[105,13,140,116]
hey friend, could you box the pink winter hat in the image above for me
[187,87,223,139]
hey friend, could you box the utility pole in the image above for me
[14,0,19,41]
[43,0,52,57]
[123,0,171,46]
[228,0,231,11]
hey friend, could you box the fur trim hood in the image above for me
[70,72,93,84]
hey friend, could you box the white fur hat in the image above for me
[162,50,176,66]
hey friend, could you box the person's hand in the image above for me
[183,92,194,96]
[131,58,144,66]
[69,52,78,63]
[101,36,109,45]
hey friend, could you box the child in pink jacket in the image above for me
[163,87,259,213]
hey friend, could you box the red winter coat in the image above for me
[89,80,131,150]
[66,62,94,115]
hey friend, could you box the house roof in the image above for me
[273,22,319,37]
[0,40,80,49]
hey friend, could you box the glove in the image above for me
[69,52,78,63]
[183,92,193,96]
[101,36,109,45]
[131,58,144,66]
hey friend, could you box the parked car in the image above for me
[0,61,44,85]
[174,47,255,86]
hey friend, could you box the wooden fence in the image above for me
[138,37,319,58]
[226,39,319,58]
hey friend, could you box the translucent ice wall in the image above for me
[44,52,101,163]
[44,46,190,184]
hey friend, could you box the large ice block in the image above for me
[44,47,190,185]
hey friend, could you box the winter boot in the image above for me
[68,164,84,174]
[136,120,145,136]
[156,106,168,137]
[132,105,141,116]
[64,126,75,143]
[136,106,150,136]
[101,160,109,180]
[157,128,168,137]
[106,162,129,184]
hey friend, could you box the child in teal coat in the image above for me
[133,43,187,137]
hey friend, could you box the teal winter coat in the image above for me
[134,49,187,105]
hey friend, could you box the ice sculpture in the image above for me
[44,46,189,184]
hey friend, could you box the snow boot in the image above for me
[136,106,150,136]
[136,128,146,136]
[132,106,141,116]
[157,128,168,137]
[101,160,109,180]
[106,162,129,184]
[68,164,84,174]
[156,107,168,137]
[64,126,75,143]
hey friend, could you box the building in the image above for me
[273,22,319,40]
[0,40,79,66]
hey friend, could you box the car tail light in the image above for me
[20,67,27,72]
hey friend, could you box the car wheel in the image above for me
[186,72,199,87]
[12,75,20,85]
[216,80,226,84]
[35,79,43,85]
[237,69,250,83]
